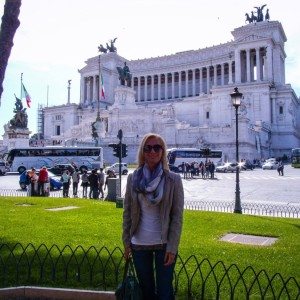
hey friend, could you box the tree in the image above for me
[0,0,22,101]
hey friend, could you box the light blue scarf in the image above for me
[133,163,165,205]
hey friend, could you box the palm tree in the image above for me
[0,0,22,101]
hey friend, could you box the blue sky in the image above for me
[1,0,299,137]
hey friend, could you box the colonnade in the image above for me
[132,62,234,102]
[80,45,272,103]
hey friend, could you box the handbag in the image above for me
[115,258,143,300]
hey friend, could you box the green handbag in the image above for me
[115,258,143,300]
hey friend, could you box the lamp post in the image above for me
[230,87,243,214]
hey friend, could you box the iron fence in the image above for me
[1,189,299,218]
[0,243,299,299]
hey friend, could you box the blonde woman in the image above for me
[123,133,184,300]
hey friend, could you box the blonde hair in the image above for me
[137,133,169,171]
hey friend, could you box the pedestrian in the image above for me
[81,170,89,198]
[277,160,284,176]
[123,133,184,300]
[98,168,105,198]
[210,161,215,179]
[29,168,38,196]
[72,168,80,197]
[38,166,49,196]
[61,170,71,198]
[88,169,99,199]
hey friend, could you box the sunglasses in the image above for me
[143,144,163,153]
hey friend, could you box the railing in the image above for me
[0,243,298,299]
[0,189,299,218]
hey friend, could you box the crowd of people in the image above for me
[25,166,117,199]
[25,166,50,196]
[180,160,216,179]
[59,167,116,199]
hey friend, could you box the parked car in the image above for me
[240,161,254,170]
[19,170,63,190]
[0,160,8,175]
[48,164,75,176]
[262,160,279,170]
[216,162,237,173]
[105,163,128,175]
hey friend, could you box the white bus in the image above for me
[167,148,223,172]
[4,146,103,174]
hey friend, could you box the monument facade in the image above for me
[43,18,300,163]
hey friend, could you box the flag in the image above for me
[22,83,31,108]
[100,73,105,99]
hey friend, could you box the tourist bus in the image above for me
[167,148,223,171]
[4,146,103,174]
[291,148,300,168]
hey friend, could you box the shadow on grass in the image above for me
[0,242,299,299]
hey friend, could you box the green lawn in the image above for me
[0,196,299,296]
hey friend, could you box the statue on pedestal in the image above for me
[9,96,28,129]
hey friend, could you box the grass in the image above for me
[0,196,299,296]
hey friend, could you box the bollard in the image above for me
[106,178,120,201]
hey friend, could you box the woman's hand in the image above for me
[124,246,132,260]
[164,252,175,266]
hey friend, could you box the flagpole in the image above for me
[20,73,23,98]
[97,52,101,120]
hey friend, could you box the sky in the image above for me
[0,0,299,137]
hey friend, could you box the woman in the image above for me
[123,133,184,300]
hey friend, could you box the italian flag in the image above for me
[100,73,105,99]
[22,83,32,108]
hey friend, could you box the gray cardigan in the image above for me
[122,169,184,254]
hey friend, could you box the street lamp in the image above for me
[230,87,243,214]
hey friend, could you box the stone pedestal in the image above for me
[2,123,31,150]
[112,86,137,109]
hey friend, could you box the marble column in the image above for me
[221,64,224,86]
[178,71,182,98]
[151,75,154,101]
[199,68,202,93]
[185,70,188,97]
[256,47,261,82]
[158,74,161,100]
[266,45,273,81]
[137,77,141,102]
[171,72,175,99]
[93,76,97,101]
[246,49,251,82]
[192,69,196,95]
[228,62,233,84]
[214,65,217,86]
[206,67,210,93]
[165,73,168,100]
[235,49,241,83]
[144,76,148,101]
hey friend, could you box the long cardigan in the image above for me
[122,169,184,254]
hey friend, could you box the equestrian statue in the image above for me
[116,62,132,87]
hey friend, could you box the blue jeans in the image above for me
[132,247,176,300]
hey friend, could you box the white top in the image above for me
[131,196,162,245]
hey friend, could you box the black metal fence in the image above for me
[0,243,299,299]
[1,189,299,218]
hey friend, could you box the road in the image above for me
[0,166,299,206]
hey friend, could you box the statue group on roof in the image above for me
[245,5,270,24]
[98,38,118,53]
